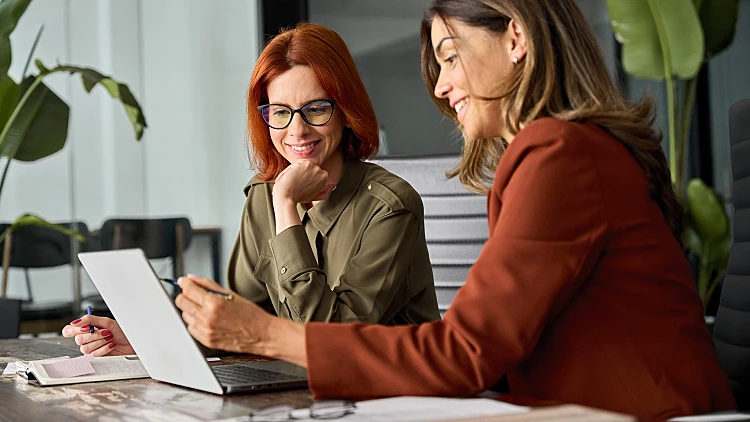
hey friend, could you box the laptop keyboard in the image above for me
[212,364,304,386]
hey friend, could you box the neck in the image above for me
[320,150,345,186]
[310,150,344,207]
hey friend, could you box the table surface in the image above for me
[0,337,312,422]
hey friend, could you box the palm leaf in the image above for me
[0,213,86,244]
[0,0,32,80]
[699,0,741,58]
[38,61,147,140]
[607,0,705,80]
[0,75,68,161]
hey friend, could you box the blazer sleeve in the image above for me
[268,206,421,323]
[305,133,609,399]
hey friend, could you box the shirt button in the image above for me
[280,267,287,274]
[367,184,372,190]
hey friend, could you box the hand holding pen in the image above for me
[160,277,233,301]
[62,312,135,357]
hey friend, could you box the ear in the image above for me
[508,19,527,63]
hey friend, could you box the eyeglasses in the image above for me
[258,99,337,130]
[248,400,355,421]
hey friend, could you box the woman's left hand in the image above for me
[175,274,272,354]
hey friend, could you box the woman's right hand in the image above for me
[273,161,335,204]
[61,315,135,357]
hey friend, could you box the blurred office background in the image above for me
[1,0,748,334]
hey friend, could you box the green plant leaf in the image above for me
[699,0,740,58]
[607,0,705,80]
[37,61,147,140]
[0,75,69,161]
[683,225,702,255]
[0,74,19,131]
[709,236,731,271]
[686,178,729,244]
[0,0,32,80]
[0,213,86,244]
[21,24,43,77]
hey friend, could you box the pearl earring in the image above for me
[512,56,518,65]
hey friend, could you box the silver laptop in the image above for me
[77,248,308,395]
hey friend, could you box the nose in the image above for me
[433,71,451,99]
[286,111,310,137]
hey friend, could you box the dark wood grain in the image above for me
[0,338,313,422]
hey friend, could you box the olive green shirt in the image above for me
[226,159,441,324]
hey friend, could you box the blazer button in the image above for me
[367,184,372,190]
[280,267,287,274]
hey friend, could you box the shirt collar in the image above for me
[306,159,366,236]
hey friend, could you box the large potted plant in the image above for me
[0,0,146,244]
[606,0,739,311]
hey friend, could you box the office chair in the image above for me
[369,155,488,316]
[713,98,750,410]
[82,217,193,316]
[0,221,89,335]
[0,298,21,339]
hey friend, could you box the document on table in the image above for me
[216,397,530,422]
[26,355,150,386]
[41,355,95,378]
[2,362,17,376]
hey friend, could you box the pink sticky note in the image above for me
[41,355,95,378]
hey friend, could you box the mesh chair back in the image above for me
[713,98,750,410]
[369,155,488,315]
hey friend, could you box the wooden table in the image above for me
[0,337,312,422]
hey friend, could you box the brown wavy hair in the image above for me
[420,0,683,240]
[247,23,379,180]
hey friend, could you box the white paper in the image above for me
[2,362,17,375]
[41,355,95,378]
[89,357,146,375]
[669,413,750,422]
[215,397,530,422]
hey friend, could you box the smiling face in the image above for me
[265,65,345,174]
[430,15,524,140]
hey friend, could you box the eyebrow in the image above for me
[435,36,456,56]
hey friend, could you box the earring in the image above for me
[512,56,518,65]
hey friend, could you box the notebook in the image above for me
[77,248,308,395]
[25,355,149,386]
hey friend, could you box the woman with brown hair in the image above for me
[63,23,440,353]
[76,0,736,418]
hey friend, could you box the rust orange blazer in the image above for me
[305,118,736,419]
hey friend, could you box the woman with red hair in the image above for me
[64,23,440,356]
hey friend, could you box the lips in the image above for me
[286,140,320,157]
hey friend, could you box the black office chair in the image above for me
[713,99,750,410]
[0,298,21,339]
[0,222,89,335]
[82,217,193,316]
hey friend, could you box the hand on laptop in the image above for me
[62,315,135,357]
[176,274,273,354]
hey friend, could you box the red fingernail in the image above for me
[80,327,89,332]
[101,330,111,337]
[71,319,81,325]
[109,343,116,349]
[104,335,113,341]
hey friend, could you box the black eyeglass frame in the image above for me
[258,99,337,130]
[248,400,356,421]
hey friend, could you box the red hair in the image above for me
[247,23,379,181]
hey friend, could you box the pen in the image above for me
[87,306,95,333]
[159,278,233,300]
